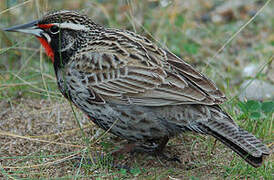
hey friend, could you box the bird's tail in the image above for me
[197,106,270,168]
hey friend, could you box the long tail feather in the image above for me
[198,106,270,168]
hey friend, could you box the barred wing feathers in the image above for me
[71,29,226,106]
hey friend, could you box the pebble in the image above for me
[239,79,274,101]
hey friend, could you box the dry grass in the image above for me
[0,0,273,179]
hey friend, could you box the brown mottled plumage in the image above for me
[4,10,270,167]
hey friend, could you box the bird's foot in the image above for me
[110,143,136,157]
[129,143,181,163]
[155,151,181,163]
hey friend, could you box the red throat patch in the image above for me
[37,37,54,62]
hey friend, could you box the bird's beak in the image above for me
[2,20,43,37]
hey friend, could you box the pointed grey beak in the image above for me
[3,20,43,37]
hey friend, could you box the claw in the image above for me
[156,152,181,163]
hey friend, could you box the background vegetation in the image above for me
[0,0,273,179]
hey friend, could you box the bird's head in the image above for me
[3,10,100,64]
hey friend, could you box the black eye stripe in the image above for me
[49,25,60,34]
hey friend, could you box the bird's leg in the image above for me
[110,142,136,156]
[153,136,181,163]
[154,136,169,153]
[129,136,181,163]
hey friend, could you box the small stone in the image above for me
[239,79,274,101]
[242,63,267,78]
[212,14,222,23]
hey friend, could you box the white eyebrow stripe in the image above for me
[53,22,89,31]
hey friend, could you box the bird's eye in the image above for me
[49,25,60,34]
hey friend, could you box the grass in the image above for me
[0,0,273,179]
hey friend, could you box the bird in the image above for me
[3,10,270,167]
